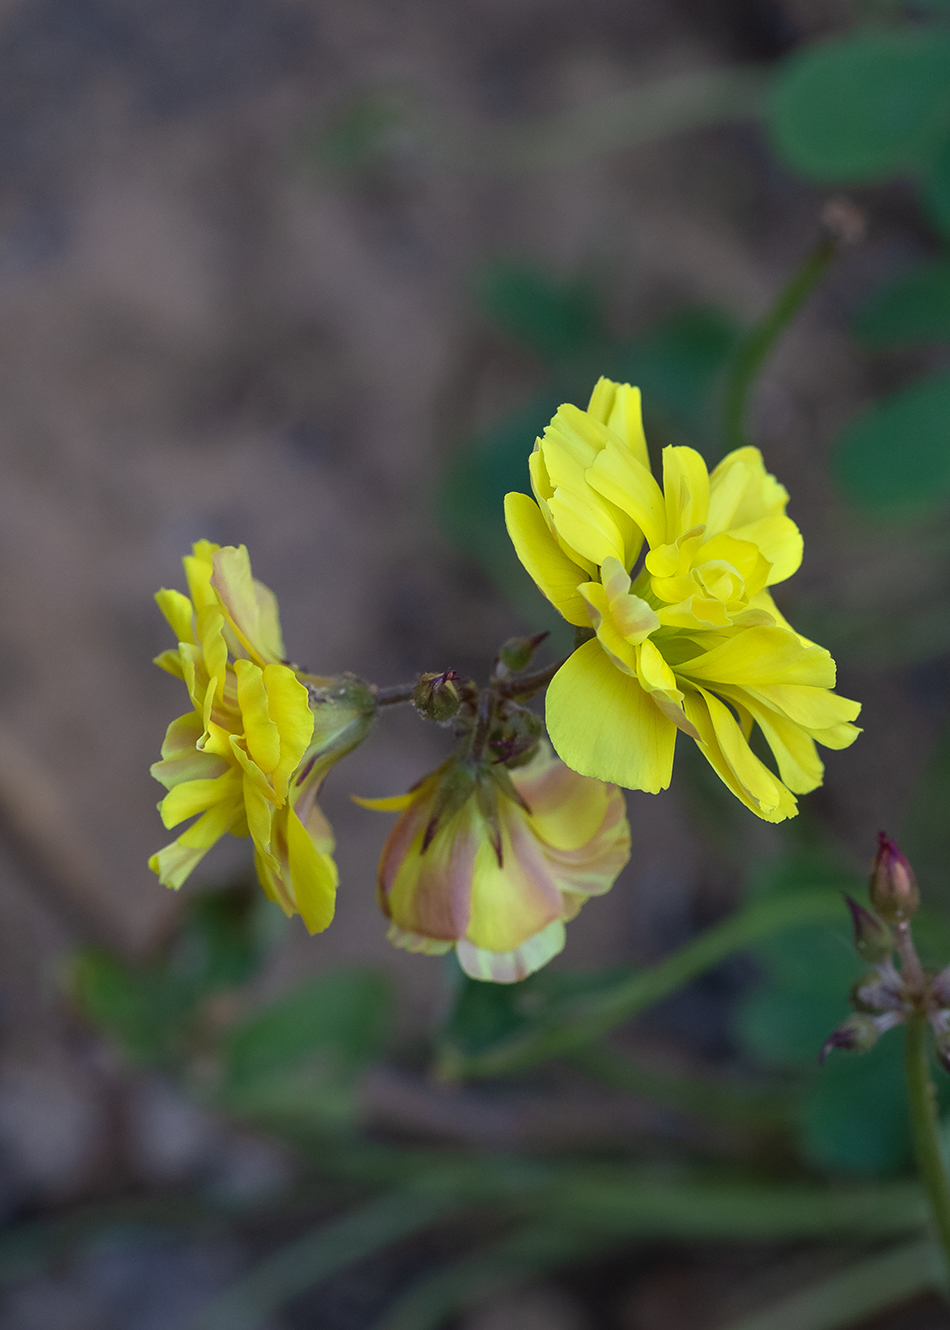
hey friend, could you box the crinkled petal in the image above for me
[587,438,666,551]
[662,446,709,540]
[680,626,836,690]
[586,378,650,471]
[683,688,797,822]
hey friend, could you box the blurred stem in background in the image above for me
[905,1014,950,1278]
[721,199,865,454]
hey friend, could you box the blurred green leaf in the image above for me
[219,969,393,1131]
[770,30,950,182]
[901,713,950,912]
[476,264,601,361]
[308,90,412,173]
[854,257,950,346]
[72,885,267,1067]
[831,370,950,509]
[72,951,189,1065]
[923,134,950,237]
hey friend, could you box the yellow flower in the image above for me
[149,541,374,932]
[356,743,631,982]
[504,378,860,822]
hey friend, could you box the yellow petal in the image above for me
[466,828,563,953]
[155,588,195,645]
[504,492,590,627]
[352,792,416,811]
[729,514,803,585]
[578,581,638,674]
[586,379,650,471]
[683,688,797,822]
[158,769,242,829]
[211,544,284,665]
[587,438,666,551]
[662,446,709,539]
[680,626,836,690]
[546,639,676,792]
[183,542,220,613]
[285,806,338,933]
[153,649,185,679]
[235,658,281,774]
[262,663,314,801]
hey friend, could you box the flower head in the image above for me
[504,377,861,821]
[356,742,630,982]
[149,541,375,932]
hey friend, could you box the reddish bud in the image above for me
[869,833,919,923]
[819,1013,881,1064]
[413,671,462,724]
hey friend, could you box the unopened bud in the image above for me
[843,893,893,963]
[850,971,904,1014]
[819,1012,880,1064]
[497,632,548,675]
[413,671,461,724]
[869,833,919,923]
[490,707,542,768]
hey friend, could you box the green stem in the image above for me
[905,1015,950,1280]
[440,890,845,1080]
[721,236,837,454]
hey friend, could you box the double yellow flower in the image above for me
[505,378,860,821]
[149,541,374,932]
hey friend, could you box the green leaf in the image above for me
[219,969,393,1131]
[854,257,950,346]
[71,951,191,1066]
[475,263,601,361]
[922,133,950,237]
[831,370,950,509]
[770,30,950,181]
[618,306,741,453]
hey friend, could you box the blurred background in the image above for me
[1,0,950,1326]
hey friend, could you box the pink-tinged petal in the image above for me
[465,819,563,953]
[457,920,566,984]
[210,545,284,665]
[512,744,610,851]
[387,924,453,956]
[388,808,478,942]
[536,786,630,899]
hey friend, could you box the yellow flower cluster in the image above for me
[505,378,860,821]
[149,541,373,932]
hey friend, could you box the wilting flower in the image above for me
[504,377,861,821]
[356,743,630,982]
[149,541,374,932]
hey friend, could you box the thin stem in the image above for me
[497,657,568,701]
[721,205,861,453]
[373,683,416,707]
[904,1015,950,1280]
[897,921,927,999]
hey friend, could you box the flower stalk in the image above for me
[905,1014,950,1281]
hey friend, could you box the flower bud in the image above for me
[489,706,543,768]
[843,893,893,964]
[413,671,461,724]
[496,632,548,675]
[819,1013,881,1064]
[868,833,919,923]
